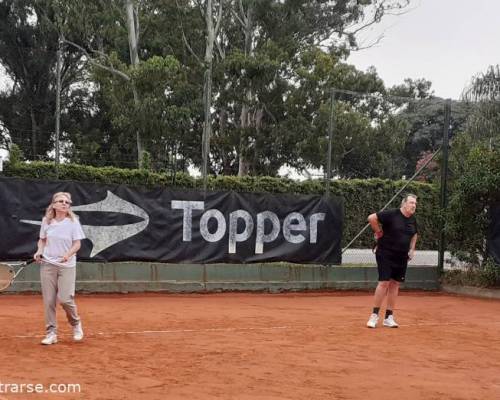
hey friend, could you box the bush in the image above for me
[7,144,24,166]
[442,259,500,288]
[3,161,440,249]
[445,146,500,266]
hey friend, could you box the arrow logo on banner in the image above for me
[20,191,150,257]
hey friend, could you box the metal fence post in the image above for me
[325,89,335,197]
[438,98,451,274]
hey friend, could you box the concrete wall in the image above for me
[7,262,439,293]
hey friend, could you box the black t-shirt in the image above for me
[376,208,418,253]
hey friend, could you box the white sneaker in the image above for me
[366,313,379,328]
[41,333,58,345]
[73,322,84,341]
[383,315,399,328]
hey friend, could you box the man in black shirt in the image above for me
[366,194,418,328]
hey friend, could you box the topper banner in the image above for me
[0,176,343,264]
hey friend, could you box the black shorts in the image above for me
[376,248,408,282]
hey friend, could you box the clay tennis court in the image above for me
[1,291,499,400]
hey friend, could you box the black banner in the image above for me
[488,204,500,265]
[0,176,343,264]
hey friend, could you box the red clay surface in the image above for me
[0,291,499,400]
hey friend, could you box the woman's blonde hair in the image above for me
[44,192,78,223]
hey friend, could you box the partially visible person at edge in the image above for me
[366,194,418,328]
[33,192,86,345]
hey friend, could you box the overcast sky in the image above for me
[348,0,500,100]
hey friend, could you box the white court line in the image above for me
[4,320,500,340]
[8,325,298,339]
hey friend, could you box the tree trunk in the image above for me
[237,1,254,176]
[238,100,251,176]
[219,107,231,174]
[201,0,217,190]
[54,33,63,167]
[125,0,139,66]
[131,85,144,166]
[202,63,213,186]
[125,0,143,168]
[252,107,263,173]
[30,107,38,159]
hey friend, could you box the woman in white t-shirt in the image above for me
[34,192,86,345]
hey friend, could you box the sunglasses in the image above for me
[54,200,71,205]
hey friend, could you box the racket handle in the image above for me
[30,254,44,264]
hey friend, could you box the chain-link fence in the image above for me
[2,73,499,269]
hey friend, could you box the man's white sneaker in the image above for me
[73,322,84,341]
[383,315,399,328]
[41,333,58,345]
[366,313,379,328]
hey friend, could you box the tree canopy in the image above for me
[0,0,458,180]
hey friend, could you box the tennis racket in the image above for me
[0,259,37,291]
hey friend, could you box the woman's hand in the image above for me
[34,252,42,262]
[60,254,70,263]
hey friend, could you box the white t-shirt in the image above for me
[40,217,86,268]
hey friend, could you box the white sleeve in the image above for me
[39,218,48,239]
[72,220,86,240]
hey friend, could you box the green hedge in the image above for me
[3,161,440,249]
[445,146,500,266]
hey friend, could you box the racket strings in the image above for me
[0,265,15,291]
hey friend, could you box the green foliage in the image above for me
[207,1,413,177]
[330,178,439,249]
[7,144,24,167]
[446,146,500,265]
[74,51,195,171]
[0,0,418,180]
[463,65,500,102]
[4,162,440,249]
[0,0,60,158]
[141,151,152,171]
[213,42,407,177]
[445,64,500,270]
[387,80,469,178]
[442,260,500,288]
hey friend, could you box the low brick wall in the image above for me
[6,262,439,293]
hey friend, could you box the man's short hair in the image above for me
[401,194,417,206]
